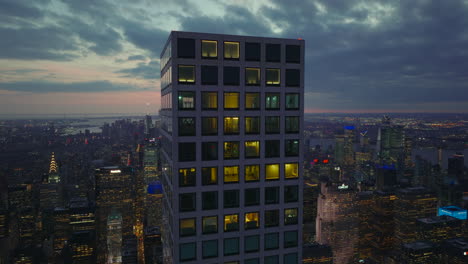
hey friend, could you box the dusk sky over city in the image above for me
[1,0,468,115]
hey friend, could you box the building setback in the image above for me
[159,31,304,263]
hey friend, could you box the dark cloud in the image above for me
[121,19,168,55]
[115,60,160,79]
[128,55,146,61]
[0,80,141,93]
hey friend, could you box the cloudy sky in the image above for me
[1,0,468,115]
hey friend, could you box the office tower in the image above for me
[302,243,333,263]
[48,152,60,184]
[441,237,468,264]
[399,241,439,264]
[303,181,319,244]
[379,117,405,167]
[448,153,465,179]
[343,126,355,167]
[144,226,163,264]
[375,165,397,191]
[160,31,304,263]
[368,191,396,262]
[316,182,358,263]
[357,191,375,261]
[95,167,135,262]
[145,115,154,138]
[394,187,438,247]
[52,207,71,254]
[107,211,123,264]
[416,215,463,242]
[63,230,96,264]
[334,134,345,165]
[69,197,96,233]
[144,142,159,184]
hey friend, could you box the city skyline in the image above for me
[1,0,468,115]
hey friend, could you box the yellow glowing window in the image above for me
[180,218,195,236]
[224,92,239,109]
[284,163,299,179]
[224,41,240,59]
[178,65,195,83]
[202,167,217,185]
[245,93,260,110]
[244,212,259,229]
[245,68,260,85]
[244,141,260,158]
[202,92,217,109]
[245,165,260,182]
[179,168,196,186]
[224,166,239,183]
[266,68,280,85]
[224,214,239,231]
[202,40,217,58]
[265,164,280,180]
[284,208,298,225]
[224,141,239,159]
[224,117,239,134]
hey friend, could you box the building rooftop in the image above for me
[403,241,435,250]
[417,215,460,224]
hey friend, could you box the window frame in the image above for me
[201,39,218,59]
[201,91,218,110]
[265,68,281,86]
[224,41,240,60]
[245,67,261,85]
[223,92,240,110]
[178,91,195,110]
[178,65,195,84]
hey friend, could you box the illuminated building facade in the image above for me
[357,191,375,260]
[368,191,396,262]
[394,187,438,247]
[438,206,467,220]
[107,211,123,264]
[160,31,304,263]
[400,241,439,264]
[416,215,463,242]
[441,237,468,264]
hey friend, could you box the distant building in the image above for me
[416,215,463,242]
[400,241,439,264]
[441,237,468,264]
[302,243,333,263]
[438,206,467,220]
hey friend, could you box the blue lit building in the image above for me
[438,206,467,220]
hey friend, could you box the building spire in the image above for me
[49,152,58,174]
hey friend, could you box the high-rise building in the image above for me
[368,190,396,262]
[159,31,304,263]
[302,243,333,263]
[441,237,468,264]
[399,241,439,264]
[416,215,463,242]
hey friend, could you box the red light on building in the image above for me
[323,159,329,164]
[313,159,319,163]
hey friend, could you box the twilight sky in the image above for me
[1,0,468,115]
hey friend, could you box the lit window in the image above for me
[245,141,260,158]
[245,212,259,229]
[265,164,279,180]
[245,235,260,253]
[245,165,260,182]
[202,239,218,259]
[285,208,298,225]
[265,116,280,134]
[266,93,280,110]
[178,65,195,83]
[179,168,196,187]
[203,216,218,234]
[202,92,217,110]
[179,242,196,261]
[178,91,195,110]
[202,117,217,135]
[178,117,195,136]
[245,68,260,85]
[285,139,299,157]
[180,218,195,236]
[285,163,299,179]
[224,214,239,232]
[202,167,217,185]
[224,141,240,160]
[224,117,239,135]
[245,93,260,110]
[245,117,260,134]
[224,41,240,59]
[265,210,279,227]
[224,166,239,183]
[224,92,239,110]
[202,40,217,58]
[266,69,280,85]
[285,93,299,110]
[224,189,239,208]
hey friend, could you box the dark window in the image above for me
[266,69,280,86]
[179,218,196,237]
[285,208,298,225]
[178,65,195,84]
[264,232,279,249]
[265,116,280,134]
[202,40,217,59]
[284,231,298,248]
[179,143,196,162]
[177,38,195,58]
[224,190,239,208]
[285,116,299,133]
[202,92,217,110]
[265,210,279,227]
[285,139,299,157]
[286,69,300,87]
[286,45,300,63]
[202,239,218,259]
[265,93,280,110]
[245,117,260,134]
[179,168,196,187]
[179,193,196,212]
[224,237,239,256]
[265,187,279,204]
[202,191,218,210]
[285,93,299,110]
[245,258,260,264]
[202,142,218,161]
[244,141,260,158]
[245,68,260,85]
[202,167,217,185]
[244,188,260,206]
[202,117,217,135]
[178,91,195,110]
[224,42,240,60]
[201,65,218,85]
[265,255,279,264]
[245,93,260,110]
[202,216,218,234]
[245,42,261,61]
[224,66,240,85]
[266,43,281,62]
[244,235,260,253]
[265,140,280,158]
[285,185,299,202]
[224,117,239,135]
[284,253,298,263]
[178,117,195,136]
[179,242,196,261]
[224,141,240,160]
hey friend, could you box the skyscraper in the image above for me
[160,31,304,263]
